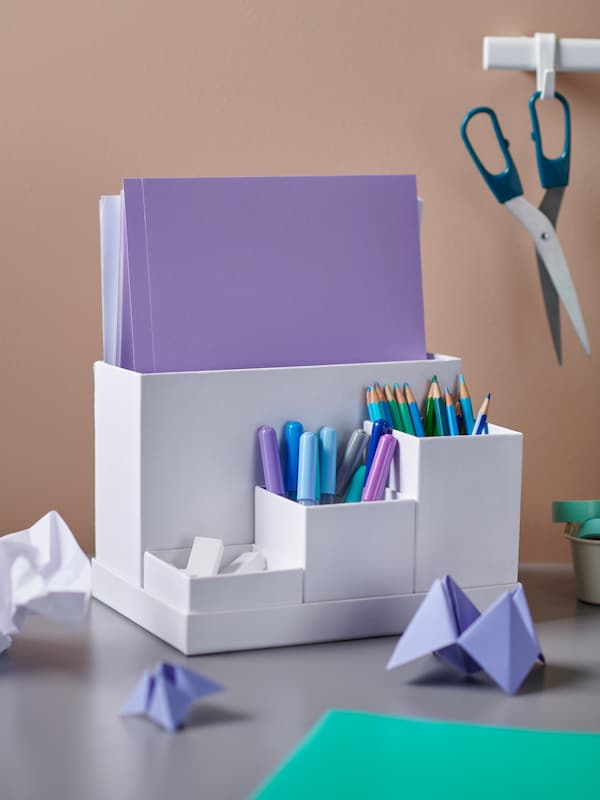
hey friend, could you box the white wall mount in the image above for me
[483,34,600,99]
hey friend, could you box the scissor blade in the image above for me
[537,187,565,365]
[539,186,564,228]
[505,196,591,357]
[535,250,562,364]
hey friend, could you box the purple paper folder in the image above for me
[119,175,425,373]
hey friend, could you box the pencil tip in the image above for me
[486,392,491,399]
[459,374,465,383]
[431,375,438,383]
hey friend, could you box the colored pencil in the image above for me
[423,375,437,436]
[458,374,475,435]
[444,387,459,436]
[403,383,425,437]
[431,380,447,436]
[472,393,491,435]
[455,400,463,434]
[384,384,404,431]
[366,387,379,422]
[372,382,393,427]
[394,383,415,435]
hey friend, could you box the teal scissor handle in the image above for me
[529,90,571,189]
[461,107,523,204]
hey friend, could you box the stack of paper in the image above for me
[100,175,426,373]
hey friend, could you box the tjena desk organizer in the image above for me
[91,354,522,655]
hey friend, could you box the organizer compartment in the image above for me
[143,546,304,613]
[375,423,523,592]
[94,355,461,585]
[254,487,416,602]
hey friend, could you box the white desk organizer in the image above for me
[92,354,522,655]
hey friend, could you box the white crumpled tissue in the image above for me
[0,510,91,654]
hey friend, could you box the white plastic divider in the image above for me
[254,487,416,602]
[94,355,460,585]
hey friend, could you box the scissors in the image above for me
[461,92,590,363]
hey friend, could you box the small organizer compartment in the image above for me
[255,487,416,602]
[143,545,303,613]
[373,422,523,592]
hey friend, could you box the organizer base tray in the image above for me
[92,559,517,656]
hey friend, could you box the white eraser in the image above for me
[220,550,267,575]
[184,537,224,577]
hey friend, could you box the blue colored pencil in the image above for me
[366,387,379,422]
[444,387,459,436]
[403,383,425,437]
[472,393,491,435]
[373,382,393,427]
[458,374,475,435]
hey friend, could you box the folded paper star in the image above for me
[387,575,544,694]
[121,662,225,731]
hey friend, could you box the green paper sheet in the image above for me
[252,710,599,799]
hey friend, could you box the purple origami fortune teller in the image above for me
[120,662,225,731]
[387,575,545,695]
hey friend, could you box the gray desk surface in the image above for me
[1,565,599,800]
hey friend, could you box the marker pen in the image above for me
[364,419,391,481]
[257,426,285,495]
[362,434,397,501]
[336,429,369,497]
[283,421,304,499]
[297,432,318,506]
[319,426,338,504]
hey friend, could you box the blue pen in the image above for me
[403,383,425,437]
[283,421,304,499]
[297,432,318,505]
[364,419,391,481]
[472,394,491,435]
[319,426,337,505]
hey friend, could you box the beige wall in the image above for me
[2,1,600,560]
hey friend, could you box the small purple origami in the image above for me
[121,662,224,731]
[387,575,545,695]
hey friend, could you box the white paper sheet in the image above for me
[99,194,122,365]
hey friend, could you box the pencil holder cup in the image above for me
[254,487,416,602]
[366,422,523,593]
[565,534,600,605]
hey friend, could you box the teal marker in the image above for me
[345,465,367,503]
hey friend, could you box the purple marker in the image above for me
[362,434,397,501]
[258,426,285,496]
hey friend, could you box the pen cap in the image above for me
[319,426,338,496]
[365,419,391,479]
[336,429,369,496]
[257,426,285,496]
[297,432,318,504]
[362,434,397,502]
[283,421,304,493]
